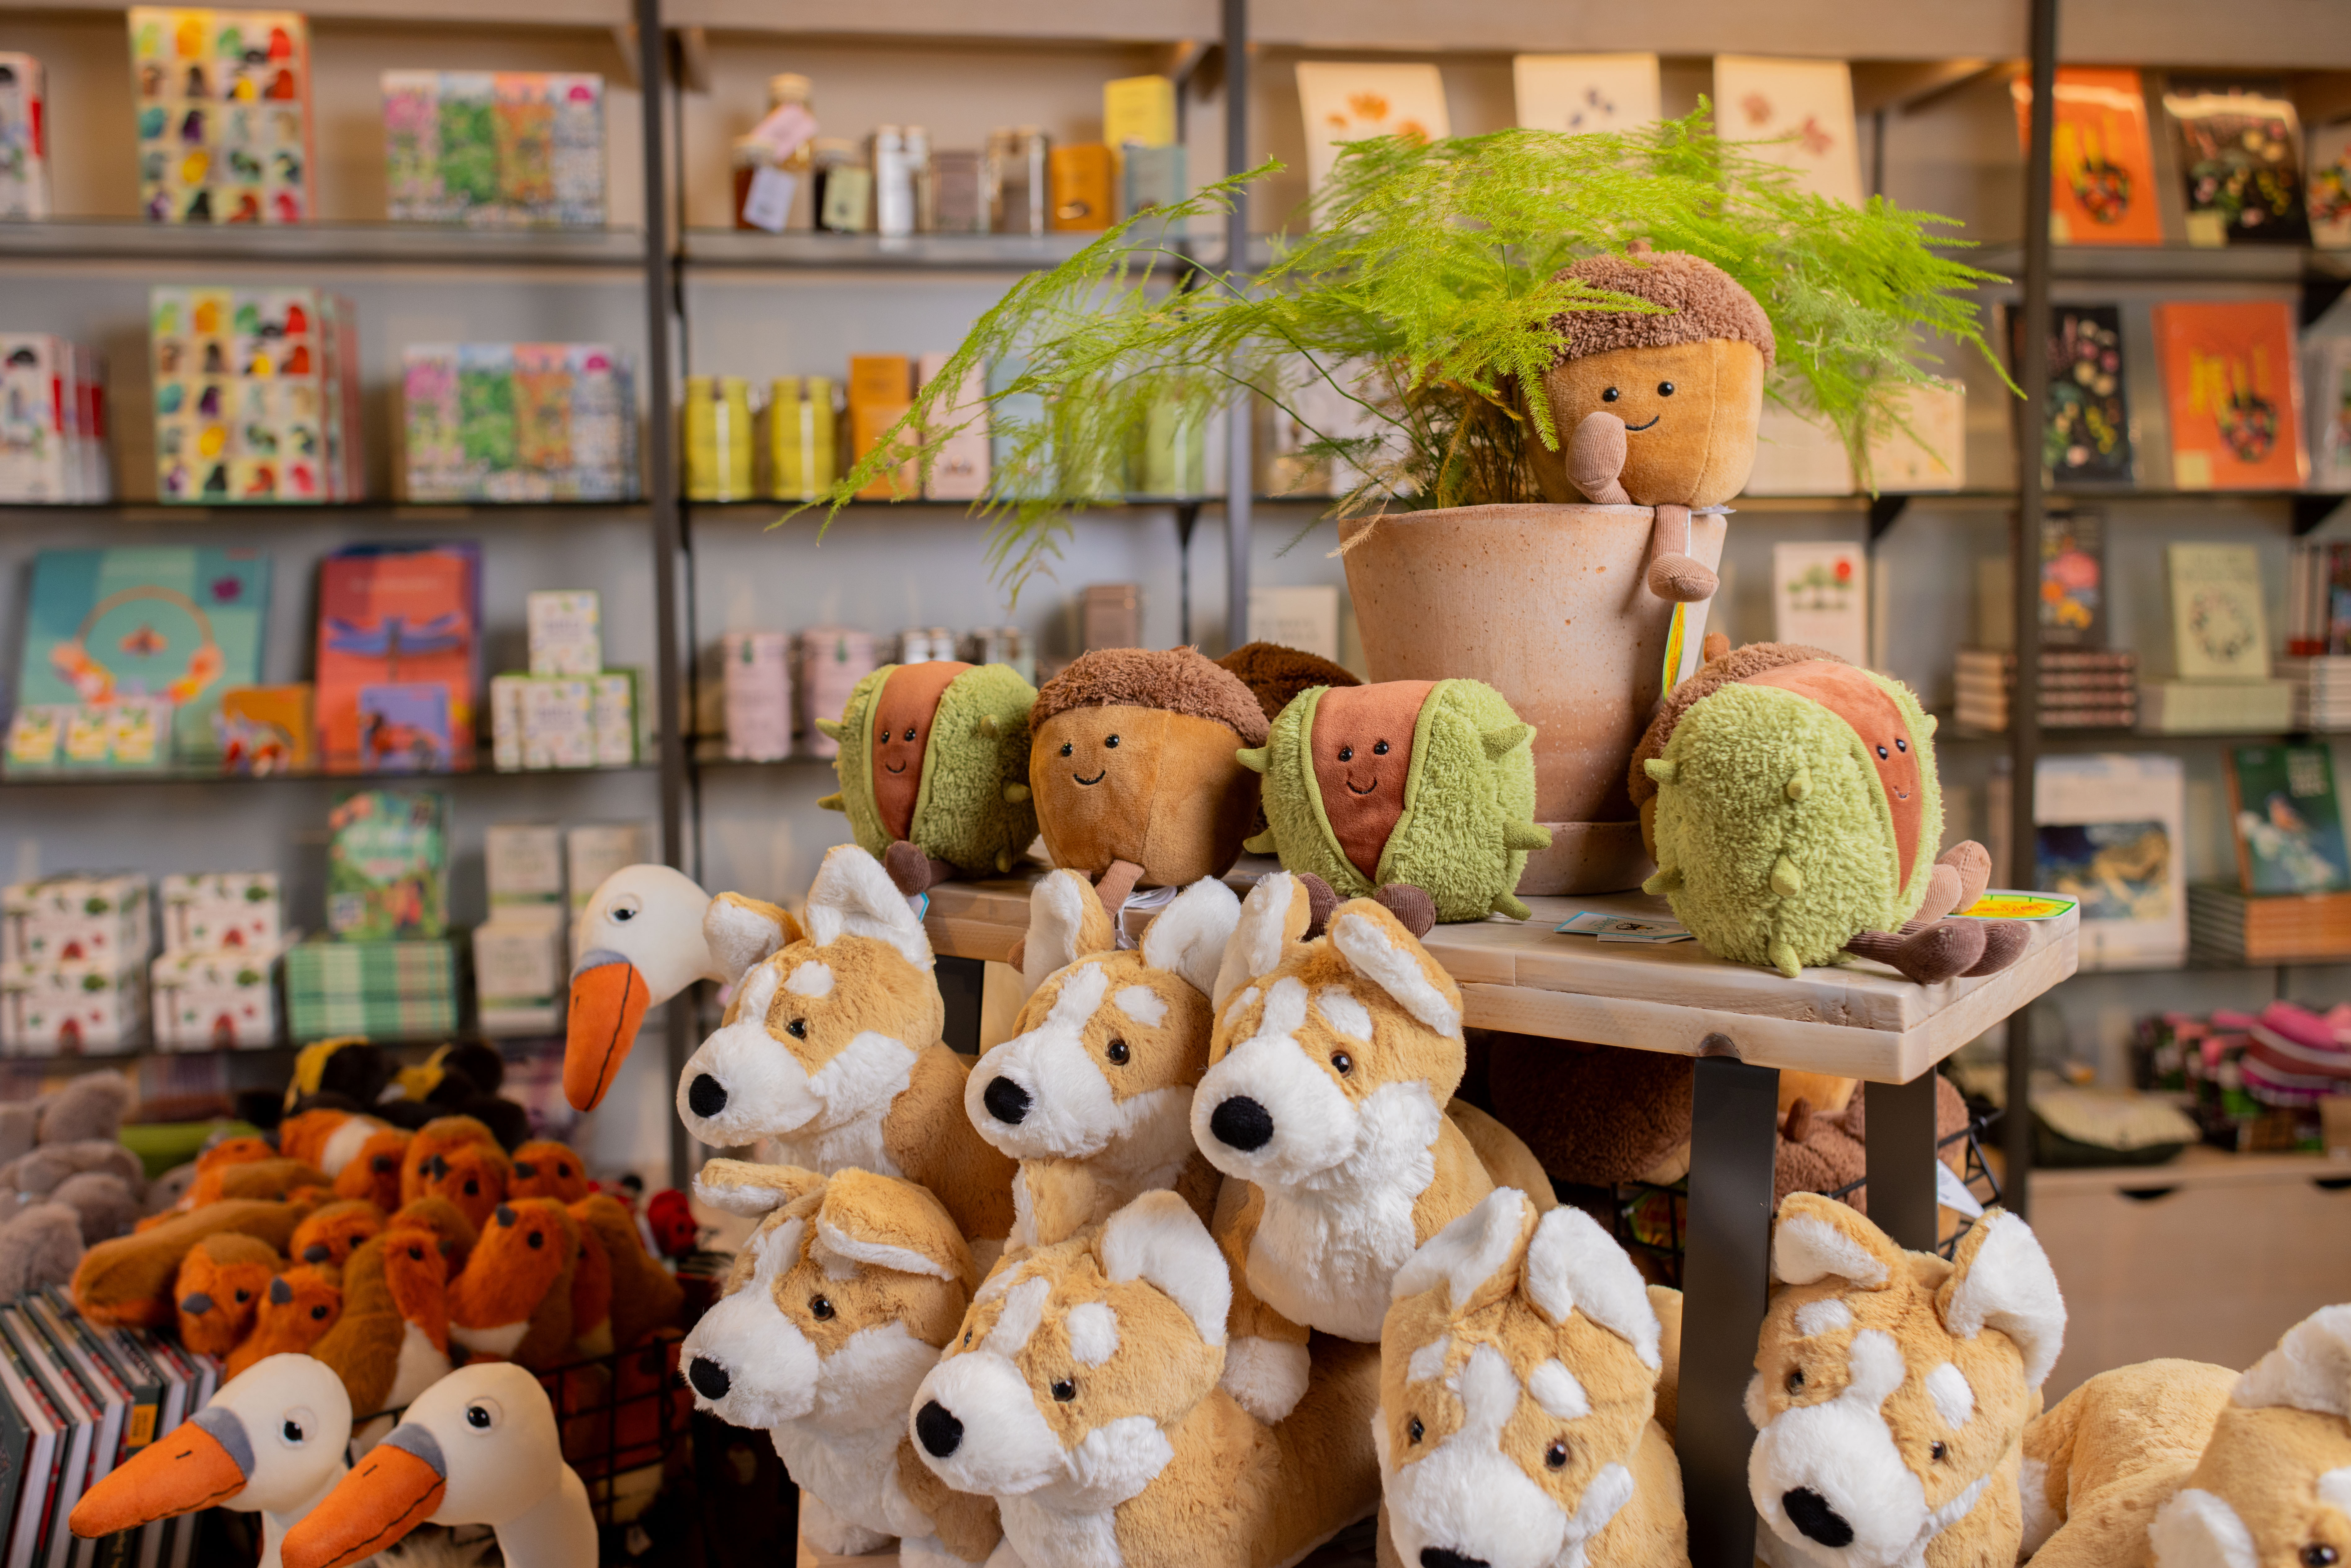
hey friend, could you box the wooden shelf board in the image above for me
[0,219,648,270]
[922,859,2076,1083]
[20,0,632,26]
[664,0,1214,43]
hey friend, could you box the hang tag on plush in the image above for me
[1114,883,1181,949]
[1936,1161,1985,1220]
[741,166,797,233]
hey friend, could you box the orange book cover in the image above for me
[2152,300,2308,490]
[314,545,478,772]
[848,355,915,500]
[2014,67,2164,245]
[1048,144,1113,231]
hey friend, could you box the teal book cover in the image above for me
[16,546,269,762]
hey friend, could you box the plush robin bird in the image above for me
[289,1200,383,1280]
[411,1143,509,1236]
[309,1225,451,1437]
[567,1219,614,1359]
[569,1194,682,1352]
[448,1199,578,1369]
[226,1265,342,1377]
[506,1141,592,1204]
[173,1232,281,1356]
[331,1127,410,1214]
[397,1116,501,1206]
[389,1196,477,1270]
[276,1108,388,1179]
[162,1136,276,1215]
[75,1197,313,1330]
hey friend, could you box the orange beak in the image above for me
[279,1428,446,1568]
[564,953,649,1111]
[71,1416,246,1536]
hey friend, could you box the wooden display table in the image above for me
[919,860,2079,1568]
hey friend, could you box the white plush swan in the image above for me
[278,1361,595,1568]
[70,1352,352,1568]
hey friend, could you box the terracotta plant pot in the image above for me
[1336,502,1725,895]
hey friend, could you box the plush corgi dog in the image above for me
[968,869,1238,1251]
[910,1189,1382,1568]
[2014,1355,2237,1567]
[1746,1193,2066,1568]
[1192,873,1552,1342]
[681,1161,1000,1568]
[1378,1189,1687,1568]
[678,844,1016,1245]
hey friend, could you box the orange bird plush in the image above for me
[290,1200,383,1278]
[178,1136,278,1209]
[568,1220,614,1358]
[389,1196,478,1270]
[411,1143,509,1235]
[276,1109,387,1178]
[507,1141,593,1204]
[332,1127,411,1213]
[225,1265,342,1377]
[398,1116,501,1206]
[448,1199,578,1369]
[173,1233,281,1355]
[569,1194,683,1351]
[309,1225,451,1425]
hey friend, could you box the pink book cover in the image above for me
[315,546,478,772]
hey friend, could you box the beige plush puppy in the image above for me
[1745,1193,2066,1568]
[909,1189,1381,1568]
[968,869,1238,1250]
[677,844,1016,1244]
[681,1161,1000,1568]
[2144,1305,2351,1568]
[1192,871,1554,1343]
[1378,1188,1688,1568]
[2016,1357,2238,1565]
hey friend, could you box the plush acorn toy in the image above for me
[817,660,1038,895]
[1527,245,1775,604]
[1240,678,1550,922]
[1631,641,2028,984]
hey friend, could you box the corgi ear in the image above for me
[1771,1192,1904,1292]
[705,894,802,986]
[1023,869,1117,994]
[1098,1189,1230,1347]
[1522,1204,1662,1370]
[2148,1489,2257,1568]
[692,1158,824,1218]
[2231,1302,2351,1417]
[1328,898,1462,1037]
[1140,877,1242,998]
[804,845,934,970]
[1392,1187,1531,1315]
[1937,1208,2066,1389]
[738,1211,807,1291]
[814,1168,976,1291]
[1214,871,1315,1009]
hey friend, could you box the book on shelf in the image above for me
[2305,330,2351,492]
[2226,744,2351,896]
[1103,74,1176,152]
[1711,55,1862,207]
[1990,752,2186,970]
[1512,53,1662,134]
[150,285,363,504]
[2167,542,2270,681]
[2040,506,2107,647]
[2013,66,2163,245]
[1292,62,1449,196]
[2006,303,2133,485]
[2139,678,2295,735]
[2311,115,2351,249]
[1952,648,2138,733]
[0,335,113,504]
[1771,541,1866,666]
[314,543,480,773]
[382,70,606,228]
[128,9,315,225]
[0,54,49,220]
[2188,883,2351,965]
[2152,300,2308,492]
[2161,76,2311,247]
[2280,657,2351,730]
[326,788,448,941]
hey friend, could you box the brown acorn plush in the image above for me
[1216,640,1360,721]
[1527,247,1776,604]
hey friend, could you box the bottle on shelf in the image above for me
[812,138,870,233]
[988,126,1051,236]
[906,125,934,234]
[684,375,756,501]
[872,124,915,238]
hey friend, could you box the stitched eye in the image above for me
[903,726,917,741]
[407,1245,424,1260]
[2302,1548,2339,1567]
[811,1296,834,1320]
[1373,740,1389,755]
[787,1018,808,1039]
[310,1304,328,1320]
[235,1289,250,1303]
[1407,1416,1423,1444]
[1895,738,1908,752]
[463,1179,478,1196]
[1106,1039,1129,1065]
[1059,742,1072,757]
[526,1230,544,1249]
[1930,1440,1948,1462]
[1876,745,1890,759]
[1657,381,1675,396]
[1545,1439,1569,1470]
[1052,1378,1075,1402]
[1337,746,1353,762]
[1104,735,1120,748]
[374,1156,396,1173]
[283,1419,303,1442]
[1331,1052,1353,1076]
[1601,387,1619,403]
[962,1331,972,1348]
[1786,1368,1805,1393]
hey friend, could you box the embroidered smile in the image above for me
[1346,777,1377,795]
[1074,770,1106,786]
[884,762,908,774]
[1623,414,1661,432]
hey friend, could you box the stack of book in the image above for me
[2188,884,2351,965]
[2281,657,2351,731]
[289,789,456,1040]
[150,870,285,1049]
[399,344,637,502]
[0,335,110,502]
[0,874,152,1055]
[129,8,314,224]
[382,70,606,228]
[1953,649,2137,732]
[149,285,363,503]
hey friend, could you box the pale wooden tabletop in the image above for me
[922,858,2078,1085]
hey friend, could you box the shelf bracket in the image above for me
[2294,495,2349,537]
[1868,493,1910,540]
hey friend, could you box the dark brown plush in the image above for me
[1216,641,1360,721]
[1549,249,1778,370]
[1775,1075,1970,1214]
[1485,1038,1695,1186]
[1031,646,1269,746]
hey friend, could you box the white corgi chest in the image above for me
[1000,1494,1126,1568]
[769,1117,900,1181]
[769,1419,921,1541]
[1247,1085,1441,1342]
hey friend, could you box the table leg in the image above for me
[937,953,986,1055]
[1679,1050,1779,1568]
[1868,1070,1941,1253]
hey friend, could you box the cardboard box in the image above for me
[1048,144,1113,230]
[473,907,565,1036]
[160,871,282,955]
[527,589,602,676]
[592,671,636,766]
[151,945,281,1049]
[2,958,148,1054]
[723,632,793,762]
[848,355,914,500]
[2,874,151,966]
[486,824,564,905]
[567,822,652,919]
[918,352,991,502]
[521,677,596,769]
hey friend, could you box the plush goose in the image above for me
[70,1352,351,1568]
[279,1361,596,1568]
[564,865,793,1111]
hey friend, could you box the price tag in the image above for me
[1955,891,2077,921]
[741,165,797,233]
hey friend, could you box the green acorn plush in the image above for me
[816,661,1038,893]
[1630,643,2027,984]
[1238,678,1551,922]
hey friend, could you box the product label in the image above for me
[742,164,796,233]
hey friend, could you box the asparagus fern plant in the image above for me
[806,106,2007,592]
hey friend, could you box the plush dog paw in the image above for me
[1373,883,1437,938]
[1962,919,2029,977]
[1646,552,1719,603]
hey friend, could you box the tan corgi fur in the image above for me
[682,1161,1000,1567]
[1378,1189,1687,1568]
[679,845,1016,1244]
[911,1189,1381,1568]
[1746,1194,2066,1568]
[2016,1357,2236,1567]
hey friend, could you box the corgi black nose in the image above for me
[1421,1551,1489,1568]
[982,1076,1031,1125]
[915,1400,963,1458]
[1209,1096,1275,1152]
[1783,1488,1854,1548]
[687,1357,730,1401]
[687,1073,729,1118]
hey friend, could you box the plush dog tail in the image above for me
[1443,1102,1558,1215]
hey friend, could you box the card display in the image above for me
[149,285,362,503]
[2309,332,2351,491]
[383,70,605,227]
[2152,299,2307,490]
[0,53,49,219]
[2168,542,2270,681]
[1711,55,1862,207]
[1292,62,1450,195]
[2010,302,2133,484]
[401,343,636,502]
[2040,506,2106,648]
[1771,541,1867,666]
[2163,77,2310,247]
[2311,116,2351,248]
[128,9,313,225]
[1512,53,1661,135]
[2015,67,2162,245]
